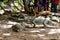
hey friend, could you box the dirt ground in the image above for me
[0,15,60,40]
[0,28,60,40]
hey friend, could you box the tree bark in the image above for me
[22,0,29,14]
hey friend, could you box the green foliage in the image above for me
[30,1,34,6]
[0,0,3,2]
[0,0,8,4]
[3,0,8,3]
[17,0,24,7]
[12,0,24,13]
[58,3,60,9]
[0,1,2,6]
[12,7,18,13]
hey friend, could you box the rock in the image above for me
[19,14,25,19]
[0,10,4,14]
[51,16,60,23]
[12,23,25,32]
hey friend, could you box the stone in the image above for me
[12,23,25,32]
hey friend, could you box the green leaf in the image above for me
[3,0,8,3]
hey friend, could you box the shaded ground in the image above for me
[0,28,60,40]
[0,15,60,40]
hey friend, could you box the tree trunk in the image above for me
[22,0,29,14]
